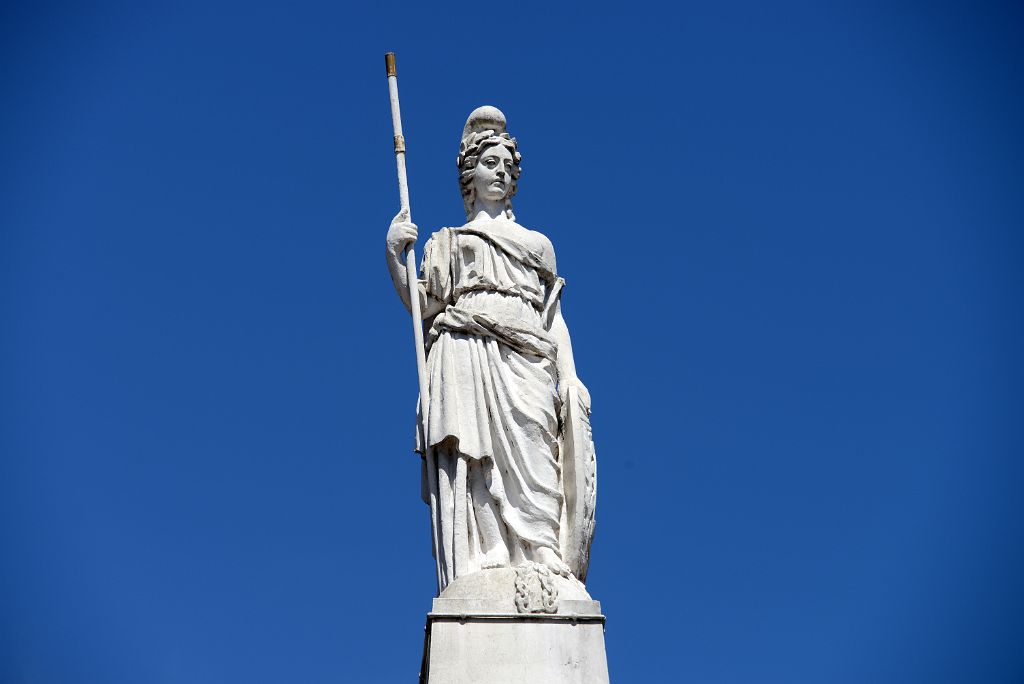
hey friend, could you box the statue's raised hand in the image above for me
[386,209,418,255]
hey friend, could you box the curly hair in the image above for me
[457,130,522,221]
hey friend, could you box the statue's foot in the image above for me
[535,546,571,577]
[480,548,509,569]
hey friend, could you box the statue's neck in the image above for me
[470,197,506,221]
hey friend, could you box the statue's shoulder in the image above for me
[508,222,557,275]
[425,227,454,245]
[508,221,554,254]
[421,228,456,265]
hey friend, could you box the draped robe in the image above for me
[414,219,566,590]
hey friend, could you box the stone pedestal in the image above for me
[419,567,610,683]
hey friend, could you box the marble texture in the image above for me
[386,106,599,594]
[421,569,609,683]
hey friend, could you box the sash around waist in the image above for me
[427,291,557,360]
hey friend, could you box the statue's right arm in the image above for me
[385,212,445,319]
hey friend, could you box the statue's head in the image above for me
[458,106,521,220]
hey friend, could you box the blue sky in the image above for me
[2,1,1022,682]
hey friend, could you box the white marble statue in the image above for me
[386,106,597,594]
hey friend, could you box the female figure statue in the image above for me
[385,106,595,592]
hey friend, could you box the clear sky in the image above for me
[2,1,1022,682]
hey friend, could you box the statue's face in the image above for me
[472,143,514,203]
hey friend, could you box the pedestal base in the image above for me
[419,569,609,683]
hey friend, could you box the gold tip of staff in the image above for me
[384,52,396,77]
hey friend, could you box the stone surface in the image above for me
[386,106,599,591]
[387,106,609,681]
[421,569,609,683]
[422,614,609,684]
[438,566,593,613]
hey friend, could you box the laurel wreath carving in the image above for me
[514,562,558,614]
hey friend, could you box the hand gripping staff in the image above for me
[384,52,442,594]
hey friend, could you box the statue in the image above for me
[385,106,597,595]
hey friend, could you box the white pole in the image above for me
[384,52,442,594]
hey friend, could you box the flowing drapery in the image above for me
[414,221,566,589]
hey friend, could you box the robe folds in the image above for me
[414,220,566,589]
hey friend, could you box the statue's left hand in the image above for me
[559,376,591,414]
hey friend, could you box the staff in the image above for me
[384,52,442,594]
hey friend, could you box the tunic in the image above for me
[416,219,566,588]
